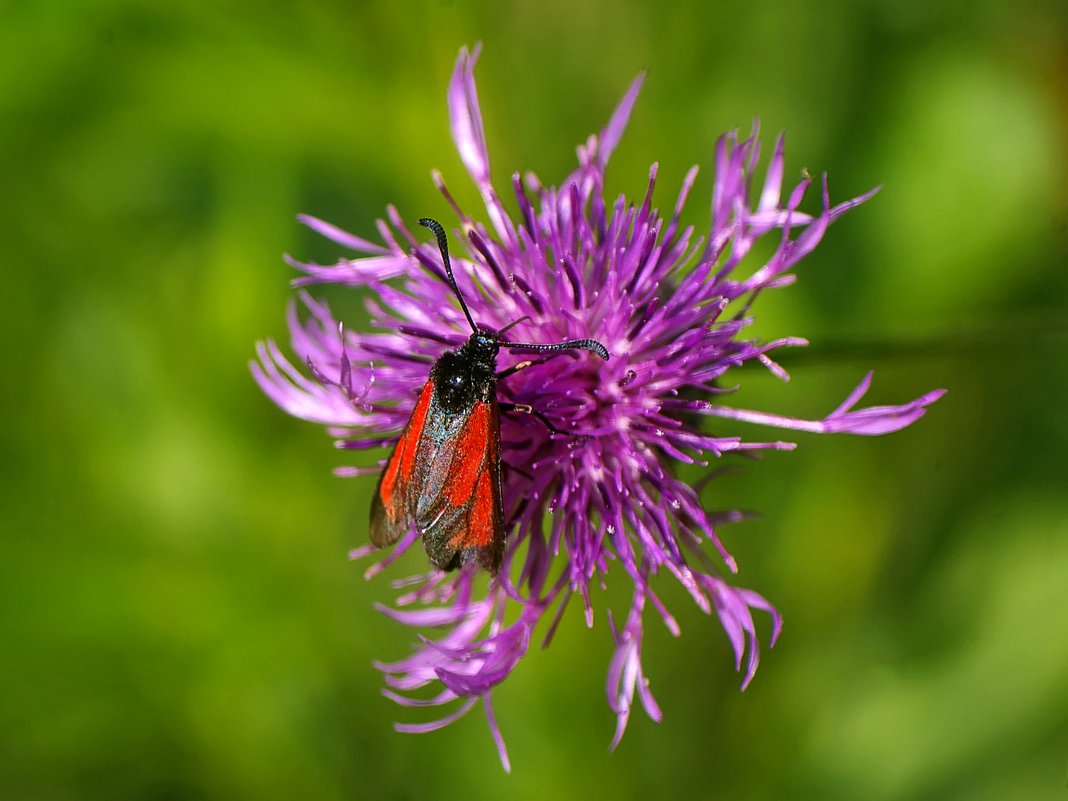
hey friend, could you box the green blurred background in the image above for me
[3,1,1067,799]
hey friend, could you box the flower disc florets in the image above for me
[252,45,944,770]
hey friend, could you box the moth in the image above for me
[369,218,609,573]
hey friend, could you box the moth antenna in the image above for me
[497,315,532,336]
[418,217,478,334]
[504,338,610,361]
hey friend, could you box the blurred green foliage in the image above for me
[2,1,1067,799]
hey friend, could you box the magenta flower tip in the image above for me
[252,46,943,769]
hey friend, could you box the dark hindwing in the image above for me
[369,386,504,574]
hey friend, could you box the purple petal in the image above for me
[483,694,512,773]
[598,73,645,168]
[446,45,516,245]
[394,697,478,734]
[448,44,490,185]
[297,214,389,254]
[702,377,946,436]
[250,340,369,427]
[757,133,786,212]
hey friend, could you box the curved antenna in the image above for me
[497,315,531,336]
[418,218,608,361]
[505,338,610,361]
[418,217,478,334]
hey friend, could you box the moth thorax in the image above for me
[434,337,499,412]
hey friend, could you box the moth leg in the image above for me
[496,360,537,380]
[500,402,574,437]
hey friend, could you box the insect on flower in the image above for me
[370,217,610,574]
[252,45,946,770]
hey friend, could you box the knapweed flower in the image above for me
[252,45,944,770]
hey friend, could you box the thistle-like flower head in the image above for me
[252,45,944,770]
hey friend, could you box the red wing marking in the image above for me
[467,470,496,547]
[417,400,502,572]
[444,401,490,508]
[379,380,434,514]
[376,390,503,573]
[447,470,496,551]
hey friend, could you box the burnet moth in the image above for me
[369,218,610,575]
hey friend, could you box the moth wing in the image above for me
[369,380,436,548]
[415,399,504,574]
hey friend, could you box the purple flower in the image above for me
[252,45,945,770]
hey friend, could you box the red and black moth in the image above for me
[369,218,610,575]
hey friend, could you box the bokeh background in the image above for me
[3,2,1067,799]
